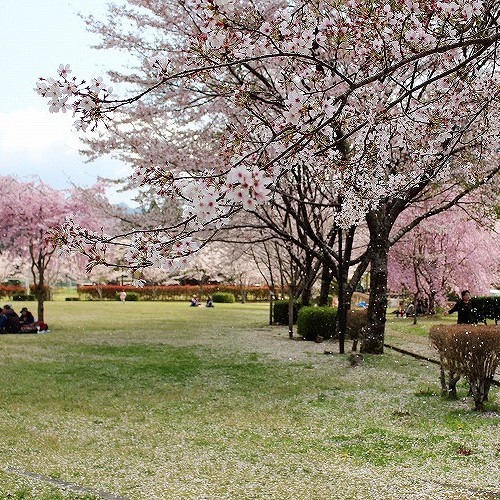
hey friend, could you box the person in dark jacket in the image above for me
[19,307,35,326]
[0,311,7,332]
[1,305,21,333]
[447,290,475,324]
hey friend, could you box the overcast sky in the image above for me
[0,0,135,204]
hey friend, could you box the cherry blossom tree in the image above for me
[181,242,265,299]
[388,206,500,310]
[0,253,25,285]
[219,188,325,304]
[37,0,500,351]
[71,181,182,235]
[0,177,109,322]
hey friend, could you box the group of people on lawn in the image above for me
[0,290,473,334]
[0,305,46,333]
[395,290,475,324]
[190,295,214,308]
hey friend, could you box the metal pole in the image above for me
[288,284,294,339]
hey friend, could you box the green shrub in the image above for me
[114,292,140,301]
[212,292,235,303]
[12,294,36,301]
[297,306,337,341]
[65,297,81,301]
[470,296,500,324]
[273,300,301,325]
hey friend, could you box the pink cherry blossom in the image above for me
[35,0,500,282]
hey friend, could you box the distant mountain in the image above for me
[115,202,140,214]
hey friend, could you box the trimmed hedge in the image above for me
[77,284,270,302]
[297,306,337,341]
[430,324,500,411]
[0,285,24,298]
[13,294,36,301]
[124,292,139,301]
[65,297,81,301]
[273,300,301,325]
[470,296,500,324]
[212,292,235,303]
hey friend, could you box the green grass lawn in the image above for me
[0,302,498,499]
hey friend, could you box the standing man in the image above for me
[446,290,475,324]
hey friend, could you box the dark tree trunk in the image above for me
[343,285,355,350]
[35,283,45,323]
[31,251,46,323]
[337,228,346,353]
[336,226,357,353]
[361,259,387,353]
[291,251,319,307]
[447,372,461,399]
[361,215,391,354]
[300,286,312,306]
[428,290,437,315]
[318,264,333,306]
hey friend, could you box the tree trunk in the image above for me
[470,381,487,411]
[447,371,461,399]
[296,252,319,307]
[32,273,46,324]
[337,228,346,353]
[361,224,390,354]
[300,286,312,306]
[428,290,437,314]
[336,283,356,350]
[35,283,45,323]
[318,264,333,306]
[31,253,46,323]
[337,227,357,353]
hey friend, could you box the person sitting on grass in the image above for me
[20,307,35,326]
[0,310,7,333]
[19,307,41,333]
[1,305,20,333]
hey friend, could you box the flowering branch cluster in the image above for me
[38,0,500,271]
[35,64,115,131]
[53,216,201,279]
